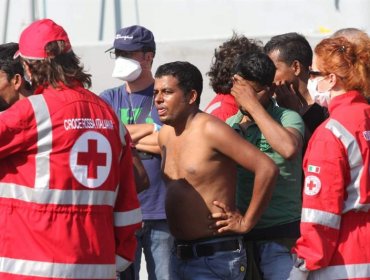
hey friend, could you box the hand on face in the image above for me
[273,81,305,113]
[231,74,269,113]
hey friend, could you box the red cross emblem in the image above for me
[304,175,321,196]
[77,139,107,179]
[70,131,112,188]
[307,180,317,191]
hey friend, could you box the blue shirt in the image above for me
[100,84,167,220]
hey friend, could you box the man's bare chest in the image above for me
[163,136,211,180]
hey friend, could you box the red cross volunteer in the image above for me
[0,19,142,280]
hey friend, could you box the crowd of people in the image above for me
[0,18,369,280]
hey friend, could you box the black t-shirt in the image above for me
[303,103,329,136]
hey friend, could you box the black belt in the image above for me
[175,238,243,260]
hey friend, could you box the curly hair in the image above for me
[207,32,263,94]
[22,41,91,89]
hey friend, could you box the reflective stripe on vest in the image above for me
[301,208,341,230]
[325,119,370,212]
[205,101,221,114]
[0,257,116,279]
[0,95,125,206]
[29,95,52,189]
[116,255,131,272]
[0,182,116,206]
[310,263,370,279]
[114,208,142,227]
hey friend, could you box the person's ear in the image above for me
[12,74,23,90]
[291,60,302,76]
[188,89,198,105]
[327,73,338,88]
[144,52,154,63]
[142,52,154,69]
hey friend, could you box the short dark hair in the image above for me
[207,32,263,94]
[155,61,203,105]
[0,42,24,81]
[264,32,313,69]
[22,40,92,89]
[232,52,276,87]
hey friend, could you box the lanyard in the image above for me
[127,93,154,124]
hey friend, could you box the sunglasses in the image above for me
[109,50,144,60]
[308,70,324,78]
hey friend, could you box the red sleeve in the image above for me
[0,99,35,158]
[292,129,348,271]
[114,132,142,271]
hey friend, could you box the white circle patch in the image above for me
[304,175,321,196]
[70,131,112,188]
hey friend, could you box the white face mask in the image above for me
[307,77,331,108]
[23,73,32,86]
[112,57,142,82]
[22,63,32,87]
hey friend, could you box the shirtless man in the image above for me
[154,61,278,280]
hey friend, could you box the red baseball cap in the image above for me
[15,18,71,59]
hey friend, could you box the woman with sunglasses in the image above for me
[289,36,370,279]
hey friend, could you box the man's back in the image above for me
[0,84,141,279]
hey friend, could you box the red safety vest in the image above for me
[293,91,370,279]
[0,84,141,280]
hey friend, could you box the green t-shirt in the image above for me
[227,101,305,229]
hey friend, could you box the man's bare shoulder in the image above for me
[195,111,230,127]
[160,124,173,133]
[158,124,173,143]
[196,112,236,136]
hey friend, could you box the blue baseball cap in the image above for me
[106,25,155,53]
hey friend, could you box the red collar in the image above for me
[33,80,84,95]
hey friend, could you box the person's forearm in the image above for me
[126,123,155,142]
[134,133,161,154]
[249,104,301,159]
[242,162,278,231]
[135,132,159,146]
[135,143,161,154]
[131,148,150,193]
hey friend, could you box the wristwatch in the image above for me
[293,255,309,272]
